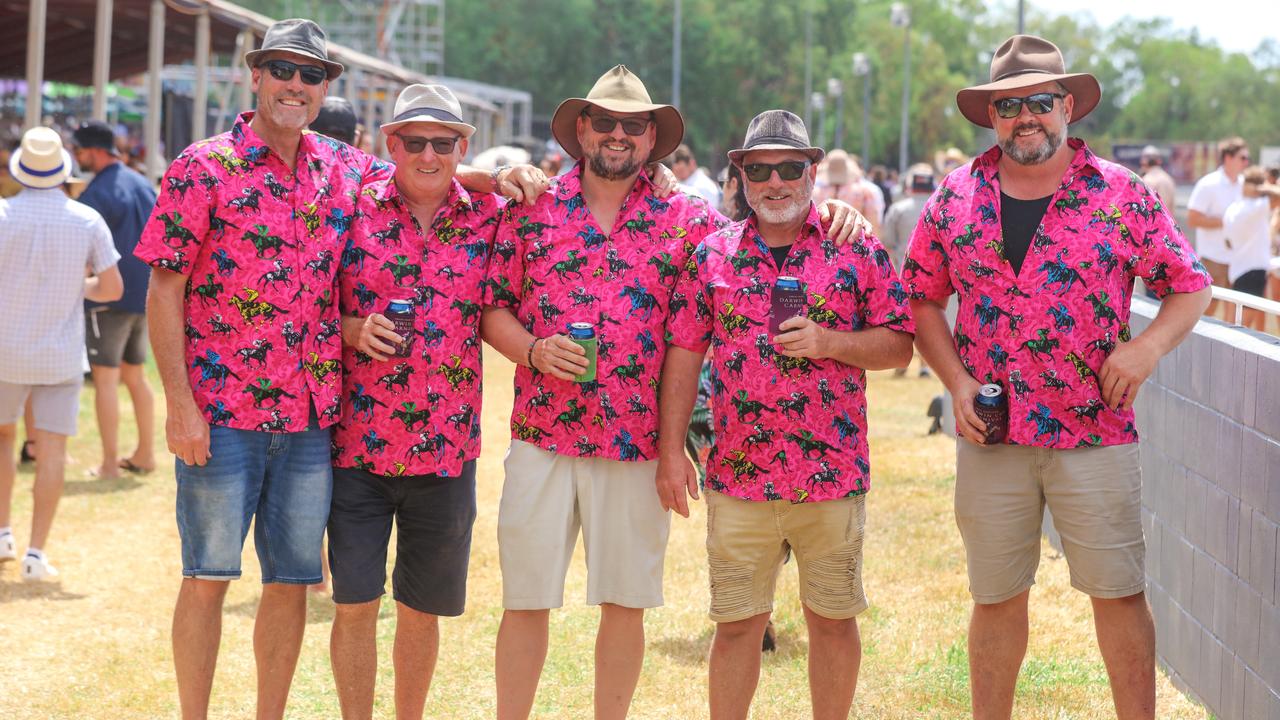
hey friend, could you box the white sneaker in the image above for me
[21,553,58,581]
[0,534,14,562]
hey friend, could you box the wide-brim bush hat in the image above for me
[551,65,684,163]
[956,34,1100,129]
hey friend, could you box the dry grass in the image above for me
[0,351,1210,719]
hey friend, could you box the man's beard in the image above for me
[999,122,1065,166]
[583,138,643,181]
[747,175,814,225]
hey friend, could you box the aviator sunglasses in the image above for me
[742,160,811,183]
[583,112,653,136]
[260,59,327,86]
[394,134,461,154]
[992,92,1065,119]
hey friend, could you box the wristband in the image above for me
[527,337,540,369]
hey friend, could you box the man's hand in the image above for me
[495,165,551,206]
[949,372,988,444]
[648,162,679,198]
[655,451,700,517]
[342,314,401,361]
[817,199,872,246]
[1097,337,1160,411]
[531,334,588,381]
[167,396,211,466]
[774,316,831,359]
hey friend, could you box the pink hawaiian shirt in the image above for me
[904,139,1211,448]
[136,112,388,431]
[484,162,726,461]
[668,206,914,503]
[332,176,500,477]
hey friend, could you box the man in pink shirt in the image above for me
[905,35,1211,719]
[481,66,865,720]
[660,109,914,720]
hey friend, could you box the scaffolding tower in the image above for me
[328,0,445,78]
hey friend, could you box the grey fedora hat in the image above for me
[727,110,825,165]
[244,19,343,80]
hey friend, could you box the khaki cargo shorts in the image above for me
[955,441,1145,604]
[705,489,868,623]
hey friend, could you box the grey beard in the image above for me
[587,151,642,181]
[999,125,1065,165]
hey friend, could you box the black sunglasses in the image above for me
[992,92,1064,119]
[260,59,327,86]
[583,112,652,136]
[394,134,460,154]
[742,160,810,183]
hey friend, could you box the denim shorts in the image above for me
[328,461,477,616]
[175,422,332,583]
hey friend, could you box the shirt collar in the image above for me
[378,174,473,212]
[230,111,319,164]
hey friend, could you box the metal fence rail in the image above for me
[1210,285,1280,326]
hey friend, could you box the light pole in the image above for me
[827,78,844,150]
[803,2,814,129]
[852,52,871,164]
[810,92,826,149]
[891,2,911,176]
[672,0,682,108]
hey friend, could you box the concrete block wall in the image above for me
[1130,297,1280,719]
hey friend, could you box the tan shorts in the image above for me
[497,440,670,610]
[1200,258,1229,287]
[705,490,867,623]
[0,378,83,436]
[955,442,1145,604]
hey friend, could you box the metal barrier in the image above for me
[1210,285,1280,326]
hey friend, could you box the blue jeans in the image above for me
[175,423,332,583]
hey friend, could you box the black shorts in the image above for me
[328,461,477,616]
[86,308,148,367]
[1232,269,1267,297]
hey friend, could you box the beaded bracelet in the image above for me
[527,337,540,370]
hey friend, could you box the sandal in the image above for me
[118,458,155,474]
[19,441,35,464]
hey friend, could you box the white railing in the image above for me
[1211,285,1280,326]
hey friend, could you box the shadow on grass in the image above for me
[224,592,337,624]
[0,579,88,603]
[63,474,144,496]
[651,627,714,666]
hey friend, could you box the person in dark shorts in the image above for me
[72,120,159,478]
[1223,165,1280,330]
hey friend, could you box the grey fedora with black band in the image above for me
[956,34,1100,128]
[380,84,476,138]
[727,109,824,165]
[244,18,343,80]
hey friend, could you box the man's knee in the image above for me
[182,577,232,605]
[805,612,857,641]
[715,612,771,641]
[335,598,382,624]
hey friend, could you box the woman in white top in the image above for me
[1222,166,1280,330]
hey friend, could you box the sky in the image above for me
[1058,0,1279,55]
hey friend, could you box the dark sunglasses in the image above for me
[742,160,810,183]
[395,134,460,154]
[260,59,327,86]
[583,112,652,136]
[992,92,1064,119]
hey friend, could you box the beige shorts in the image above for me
[955,442,1145,604]
[497,440,670,610]
[0,378,83,436]
[705,489,867,623]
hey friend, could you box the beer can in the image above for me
[384,299,416,358]
[568,322,597,383]
[973,383,1008,444]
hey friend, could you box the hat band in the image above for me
[992,67,1059,83]
[391,107,464,125]
[18,159,64,177]
[745,135,810,149]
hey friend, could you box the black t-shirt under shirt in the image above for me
[769,244,792,269]
[1000,191,1052,275]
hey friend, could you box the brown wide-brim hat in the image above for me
[956,34,1101,129]
[550,65,684,163]
[245,18,344,80]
